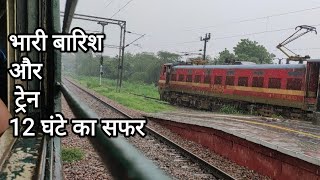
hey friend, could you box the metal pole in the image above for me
[203,39,207,60]
[99,60,102,86]
[98,22,107,86]
[119,23,126,92]
[116,24,123,92]
[201,33,211,61]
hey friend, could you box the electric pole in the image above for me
[200,33,211,60]
[98,22,108,86]
[118,24,126,92]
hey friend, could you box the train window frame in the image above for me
[204,75,211,84]
[238,77,248,87]
[268,78,281,89]
[287,78,302,90]
[178,74,185,81]
[194,75,201,83]
[252,77,264,88]
[214,76,222,85]
[226,76,235,86]
[171,74,177,81]
[186,75,192,82]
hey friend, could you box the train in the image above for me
[158,60,320,119]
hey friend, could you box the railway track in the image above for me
[128,92,170,105]
[63,77,235,180]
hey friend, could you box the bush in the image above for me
[129,72,148,83]
[86,81,99,89]
[62,148,85,163]
[220,105,242,114]
[271,114,283,119]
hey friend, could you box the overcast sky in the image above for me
[61,0,320,61]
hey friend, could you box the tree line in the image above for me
[62,39,275,85]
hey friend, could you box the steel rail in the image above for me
[64,78,236,180]
[128,92,170,104]
[63,78,130,118]
[61,82,170,180]
[146,126,235,180]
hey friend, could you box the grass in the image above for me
[73,75,174,113]
[219,105,243,114]
[271,114,283,119]
[61,148,85,163]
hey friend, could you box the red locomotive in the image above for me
[158,60,320,118]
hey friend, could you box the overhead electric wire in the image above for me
[105,0,114,8]
[161,40,201,46]
[105,44,120,49]
[125,34,146,47]
[184,6,320,31]
[177,49,203,54]
[126,31,144,36]
[215,24,320,40]
[161,24,320,47]
[280,47,320,51]
[110,0,134,18]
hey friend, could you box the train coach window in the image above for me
[252,77,264,88]
[226,76,235,86]
[204,75,211,84]
[287,78,302,90]
[268,78,281,89]
[214,76,222,85]
[171,74,177,81]
[238,77,248,87]
[194,75,201,83]
[178,74,185,81]
[186,75,192,82]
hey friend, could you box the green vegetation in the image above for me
[62,148,85,163]
[75,76,174,113]
[214,39,275,64]
[271,114,283,119]
[219,105,243,114]
[63,51,181,85]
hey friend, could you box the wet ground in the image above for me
[146,109,320,166]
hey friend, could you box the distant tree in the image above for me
[157,51,181,63]
[72,50,181,85]
[123,52,161,84]
[62,53,76,73]
[233,39,275,64]
[213,48,236,65]
[103,56,119,79]
[75,51,100,76]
